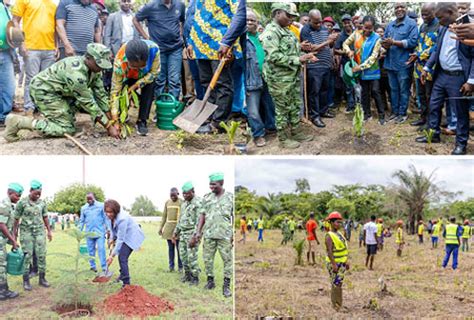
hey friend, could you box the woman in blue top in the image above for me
[105,199,145,286]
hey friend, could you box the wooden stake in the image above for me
[64,133,93,156]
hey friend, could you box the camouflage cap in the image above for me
[271,2,299,17]
[86,43,112,70]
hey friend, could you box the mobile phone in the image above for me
[456,13,470,24]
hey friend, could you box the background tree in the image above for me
[327,198,356,219]
[130,195,160,216]
[295,178,311,194]
[48,183,105,215]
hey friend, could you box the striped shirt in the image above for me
[300,24,332,69]
[56,0,99,54]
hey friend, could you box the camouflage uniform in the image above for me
[0,197,15,285]
[175,196,204,277]
[202,191,233,279]
[29,56,110,136]
[281,220,290,245]
[261,20,302,133]
[14,198,48,275]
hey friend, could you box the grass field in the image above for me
[235,229,474,319]
[1,222,233,319]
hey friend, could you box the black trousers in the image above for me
[380,75,390,111]
[307,67,330,119]
[416,79,433,121]
[125,79,155,124]
[118,243,133,285]
[197,59,233,125]
[361,79,385,118]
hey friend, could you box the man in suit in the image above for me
[103,0,139,57]
[416,2,474,155]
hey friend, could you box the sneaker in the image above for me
[136,121,148,136]
[344,109,354,114]
[378,118,386,126]
[396,115,408,124]
[363,115,373,122]
[388,114,398,122]
[254,136,266,147]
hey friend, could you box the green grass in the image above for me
[3,222,233,319]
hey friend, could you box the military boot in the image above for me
[4,282,19,299]
[4,114,35,142]
[39,272,50,288]
[189,274,199,286]
[223,277,232,298]
[180,271,191,283]
[291,125,314,142]
[204,276,215,290]
[277,129,300,149]
[23,274,32,291]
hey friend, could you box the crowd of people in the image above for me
[246,2,474,154]
[0,172,234,300]
[0,0,245,141]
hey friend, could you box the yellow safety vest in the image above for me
[418,224,424,235]
[324,220,330,232]
[432,223,441,237]
[257,220,263,229]
[462,225,471,239]
[326,231,348,263]
[376,223,383,237]
[396,227,403,244]
[445,224,459,245]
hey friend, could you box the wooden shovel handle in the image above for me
[209,57,227,90]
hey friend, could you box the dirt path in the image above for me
[235,230,474,319]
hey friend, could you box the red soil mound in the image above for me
[103,285,174,318]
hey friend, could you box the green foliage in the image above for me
[269,214,287,229]
[220,120,241,144]
[445,198,474,220]
[130,195,161,216]
[353,103,365,138]
[52,228,101,310]
[293,239,305,266]
[47,184,105,214]
[327,198,356,218]
[423,128,436,153]
[116,86,135,139]
[295,178,311,194]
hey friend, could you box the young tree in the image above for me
[130,195,159,216]
[48,183,105,214]
[295,178,311,194]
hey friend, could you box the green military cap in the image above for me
[86,43,112,70]
[182,181,194,192]
[271,2,298,17]
[30,180,42,190]
[8,183,24,194]
[209,172,224,182]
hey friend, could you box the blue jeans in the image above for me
[232,58,245,114]
[387,68,411,116]
[0,50,15,122]
[258,229,263,242]
[327,70,335,107]
[344,83,355,111]
[442,244,459,270]
[247,82,276,138]
[187,59,204,100]
[155,48,182,99]
[118,243,133,285]
[167,239,182,270]
[86,236,107,270]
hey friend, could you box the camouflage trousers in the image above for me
[266,78,301,131]
[0,239,6,284]
[179,232,199,277]
[20,229,47,275]
[30,88,78,137]
[203,238,233,279]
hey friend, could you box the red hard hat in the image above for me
[465,220,470,225]
[396,220,403,225]
[327,212,343,220]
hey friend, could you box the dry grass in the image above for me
[235,230,474,319]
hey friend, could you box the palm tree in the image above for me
[391,165,441,234]
[256,195,283,218]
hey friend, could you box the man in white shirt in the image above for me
[363,215,378,270]
[103,0,138,56]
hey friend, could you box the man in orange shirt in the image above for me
[238,216,247,244]
[306,212,320,265]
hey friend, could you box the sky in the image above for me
[235,158,474,200]
[0,156,234,209]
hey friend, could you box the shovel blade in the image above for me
[173,99,219,134]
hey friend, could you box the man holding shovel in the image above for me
[79,193,110,273]
[3,43,120,142]
[0,183,23,300]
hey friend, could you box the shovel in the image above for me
[173,57,227,133]
[93,243,114,283]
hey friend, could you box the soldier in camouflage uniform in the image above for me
[0,183,23,300]
[4,43,120,142]
[172,182,203,285]
[260,3,317,149]
[13,180,52,291]
[190,172,233,298]
[281,218,290,245]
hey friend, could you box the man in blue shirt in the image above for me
[442,216,463,270]
[382,2,418,124]
[133,0,185,100]
[79,192,110,272]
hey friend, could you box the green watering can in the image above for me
[155,93,185,131]
[79,243,88,255]
[7,248,25,276]
[343,59,360,87]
